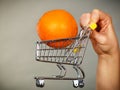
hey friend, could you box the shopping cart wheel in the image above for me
[73,80,79,88]
[36,79,45,88]
[79,80,84,88]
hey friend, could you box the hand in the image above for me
[80,9,120,90]
[80,9,119,56]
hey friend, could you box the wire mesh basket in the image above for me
[36,28,90,66]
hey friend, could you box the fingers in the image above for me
[80,9,112,45]
[80,9,112,29]
[91,9,112,23]
[80,13,90,28]
[90,30,106,44]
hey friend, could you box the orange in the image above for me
[37,9,78,48]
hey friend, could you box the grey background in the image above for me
[0,0,120,90]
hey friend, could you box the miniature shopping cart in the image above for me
[34,24,97,88]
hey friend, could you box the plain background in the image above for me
[0,0,120,90]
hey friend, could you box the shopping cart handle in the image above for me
[89,23,97,30]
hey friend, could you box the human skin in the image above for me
[80,9,120,90]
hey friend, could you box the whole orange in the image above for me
[37,9,78,48]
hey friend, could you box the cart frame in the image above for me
[34,27,91,88]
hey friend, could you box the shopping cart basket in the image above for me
[34,23,97,88]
